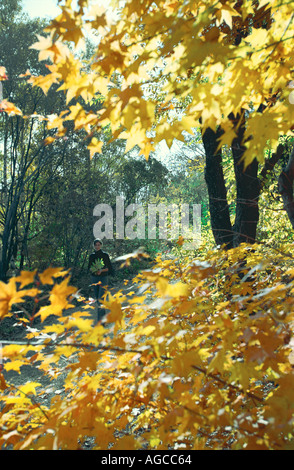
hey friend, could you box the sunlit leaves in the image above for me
[88,137,103,157]
[13,270,37,289]
[0,66,8,81]
[17,0,292,162]
[0,99,22,116]
[0,66,23,116]
[1,245,294,449]
[0,0,294,444]
[0,278,39,319]
[38,267,69,285]
[0,1,293,163]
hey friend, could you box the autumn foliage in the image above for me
[1,244,294,450]
[21,0,294,166]
[1,0,294,451]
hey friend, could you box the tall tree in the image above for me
[0,0,67,280]
[25,0,294,248]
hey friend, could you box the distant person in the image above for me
[88,238,112,322]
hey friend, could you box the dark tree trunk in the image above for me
[231,114,260,246]
[203,126,287,250]
[233,156,260,246]
[202,126,234,249]
[203,115,261,250]
[278,144,294,229]
[0,189,21,281]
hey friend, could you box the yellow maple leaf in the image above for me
[88,137,103,158]
[0,279,38,319]
[105,299,123,323]
[248,28,269,49]
[38,267,69,285]
[2,344,26,358]
[51,8,85,47]
[13,270,37,288]
[0,99,22,116]
[28,69,60,95]
[120,123,149,153]
[37,305,58,322]
[19,382,42,396]
[46,113,66,136]
[65,317,93,332]
[49,277,77,314]
[43,136,56,145]
[156,277,190,298]
[215,3,240,29]
[217,127,237,151]
[138,141,154,159]
[0,66,8,80]
[4,360,24,372]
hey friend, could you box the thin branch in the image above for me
[259,143,286,188]
[262,12,294,63]
[0,339,144,356]
[191,364,263,403]
[7,383,50,421]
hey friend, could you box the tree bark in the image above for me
[202,126,234,249]
[278,144,294,229]
[231,114,260,246]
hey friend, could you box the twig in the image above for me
[0,339,144,356]
[191,364,263,403]
[7,384,50,421]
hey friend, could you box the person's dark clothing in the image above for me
[88,249,112,323]
[90,273,108,322]
[88,249,112,277]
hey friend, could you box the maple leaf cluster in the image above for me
[89,258,105,274]
[15,0,294,163]
[1,0,294,451]
[1,244,294,450]
[0,66,22,116]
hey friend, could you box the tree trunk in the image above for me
[231,114,260,246]
[203,127,288,251]
[0,184,22,281]
[202,126,234,249]
[202,116,260,250]
[278,144,294,229]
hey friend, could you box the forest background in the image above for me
[1,0,294,451]
[0,0,209,287]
